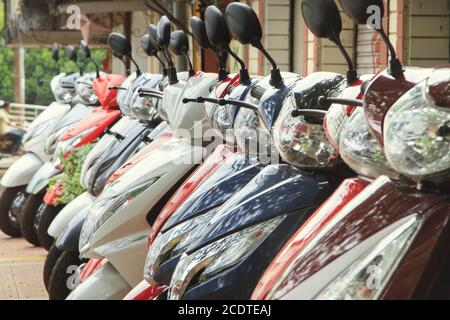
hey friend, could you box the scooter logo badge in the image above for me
[66,265,82,290]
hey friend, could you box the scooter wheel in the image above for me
[37,204,64,251]
[48,250,85,300]
[0,186,24,237]
[43,243,63,291]
[20,193,44,246]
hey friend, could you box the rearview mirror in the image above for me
[108,32,132,57]
[225,2,261,46]
[52,43,59,62]
[157,16,172,47]
[169,30,189,56]
[340,0,403,78]
[302,0,357,83]
[225,3,280,86]
[65,46,77,62]
[301,0,342,41]
[148,24,160,50]
[190,17,211,49]
[80,40,91,59]
[141,34,158,57]
[205,6,231,47]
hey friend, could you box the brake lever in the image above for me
[318,96,363,107]
[109,86,127,91]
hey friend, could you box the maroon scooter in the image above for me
[253,0,450,300]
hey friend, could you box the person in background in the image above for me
[0,100,25,154]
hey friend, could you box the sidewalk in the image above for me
[0,231,48,300]
[0,156,48,300]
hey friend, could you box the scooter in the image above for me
[165,1,367,300]
[66,17,228,300]
[124,6,298,299]
[255,0,450,300]
[0,45,83,238]
[43,35,174,300]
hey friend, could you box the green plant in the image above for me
[48,141,96,205]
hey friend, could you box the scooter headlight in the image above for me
[384,70,450,181]
[274,92,337,168]
[169,216,284,300]
[340,108,399,179]
[131,89,161,123]
[51,74,76,104]
[234,94,273,157]
[324,103,351,150]
[144,208,219,285]
[312,215,421,300]
[79,177,159,258]
[117,73,138,116]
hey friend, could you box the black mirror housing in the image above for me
[142,34,158,57]
[225,2,262,46]
[80,40,91,59]
[52,43,59,62]
[301,0,342,41]
[108,32,132,57]
[65,46,77,62]
[169,30,190,56]
[157,16,172,47]
[204,6,231,48]
[190,17,212,49]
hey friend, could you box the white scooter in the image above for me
[67,19,219,300]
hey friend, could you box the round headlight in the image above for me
[117,73,138,116]
[340,108,399,179]
[273,92,337,168]
[51,73,77,104]
[75,72,100,105]
[384,72,450,181]
[234,91,275,157]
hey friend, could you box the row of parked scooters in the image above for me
[0,0,449,300]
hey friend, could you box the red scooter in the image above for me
[34,72,125,250]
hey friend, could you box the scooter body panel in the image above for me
[25,160,60,194]
[1,153,45,188]
[80,116,136,188]
[176,164,333,300]
[66,262,131,300]
[267,176,450,300]
[48,192,94,239]
[86,139,204,286]
[87,120,148,197]
[55,207,90,252]
[252,177,371,299]
[22,102,71,161]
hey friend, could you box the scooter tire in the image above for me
[0,186,24,237]
[37,204,63,251]
[48,250,84,300]
[43,243,63,291]
[20,193,44,246]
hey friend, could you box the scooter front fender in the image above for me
[56,208,90,252]
[66,262,131,300]
[1,153,44,188]
[48,192,94,239]
[25,160,60,194]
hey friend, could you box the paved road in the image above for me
[0,231,48,300]
[0,156,49,300]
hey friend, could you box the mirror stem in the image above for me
[129,56,142,76]
[255,42,283,87]
[183,53,195,77]
[377,29,403,78]
[332,35,357,83]
[225,45,251,85]
[90,58,101,78]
